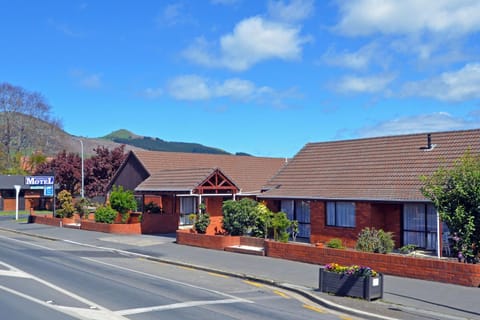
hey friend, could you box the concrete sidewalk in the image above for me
[1,218,479,320]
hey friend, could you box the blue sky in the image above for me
[1,0,480,158]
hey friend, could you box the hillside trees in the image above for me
[0,82,61,173]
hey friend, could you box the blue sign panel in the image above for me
[44,185,54,197]
[25,176,55,185]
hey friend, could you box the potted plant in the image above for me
[319,263,383,301]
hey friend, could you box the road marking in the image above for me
[303,304,328,314]
[0,234,56,251]
[273,290,290,299]
[116,298,244,316]
[208,272,229,278]
[81,257,253,304]
[0,284,128,320]
[243,280,264,287]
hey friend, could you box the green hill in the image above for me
[101,130,232,155]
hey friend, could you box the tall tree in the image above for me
[0,82,61,172]
[35,150,82,195]
[421,151,480,262]
[84,145,127,198]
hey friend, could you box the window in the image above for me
[403,203,437,250]
[326,201,355,227]
[281,200,310,238]
[179,197,196,225]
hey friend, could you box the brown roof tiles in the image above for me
[132,150,287,194]
[261,129,480,201]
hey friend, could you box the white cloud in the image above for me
[267,0,314,23]
[356,112,476,138]
[166,74,300,107]
[402,63,480,101]
[70,69,103,89]
[322,43,384,70]
[156,3,195,27]
[334,74,395,93]
[168,75,211,100]
[335,0,480,36]
[183,16,309,71]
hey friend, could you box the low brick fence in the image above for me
[176,231,480,287]
[176,229,241,250]
[30,214,142,235]
[265,241,480,287]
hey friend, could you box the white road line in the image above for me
[0,284,129,320]
[116,298,244,316]
[0,234,57,251]
[81,257,253,304]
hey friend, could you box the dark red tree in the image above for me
[35,150,81,195]
[84,145,127,198]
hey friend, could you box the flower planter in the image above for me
[319,268,383,301]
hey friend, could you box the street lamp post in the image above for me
[77,138,85,198]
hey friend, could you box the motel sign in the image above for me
[25,176,55,185]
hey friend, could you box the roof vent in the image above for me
[420,133,436,151]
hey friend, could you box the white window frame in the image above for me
[179,197,196,225]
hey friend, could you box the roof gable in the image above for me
[261,129,480,202]
[135,167,239,194]
[130,150,287,194]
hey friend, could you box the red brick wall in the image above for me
[141,212,178,234]
[310,201,403,249]
[265,240,480,287]
[81,220,141,234]
[176,229,240,250]
[205,197,224,235]
[240,236,265,247]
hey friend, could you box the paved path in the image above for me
[0,218,479,320]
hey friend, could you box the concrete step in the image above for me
[225,245,265,256]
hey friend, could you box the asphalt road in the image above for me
[0,230,358,320]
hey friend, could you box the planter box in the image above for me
[319,268,383,301]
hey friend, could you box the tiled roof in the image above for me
[132,150,287,194]
[136,167,233,192]
[260,129,480,202]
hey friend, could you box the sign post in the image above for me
[14,185,21,221]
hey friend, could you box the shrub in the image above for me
[222,198,258,235]
[75,197,93,218]
[94,205,118,224]
[271,211,291,242]
[355,227,394,254]
[109,185,137,223]
[194,213,210,234]
[326,238,344,249]
[252,202,274,238]
[399,244,417,254]
[56,190,75,218]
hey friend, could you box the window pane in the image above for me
[180,197,196,214]
[281,200,294,220]
[295,200,310,223]
[326,201,336,226]
[403,203,424,231]
[336,202,355,227]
